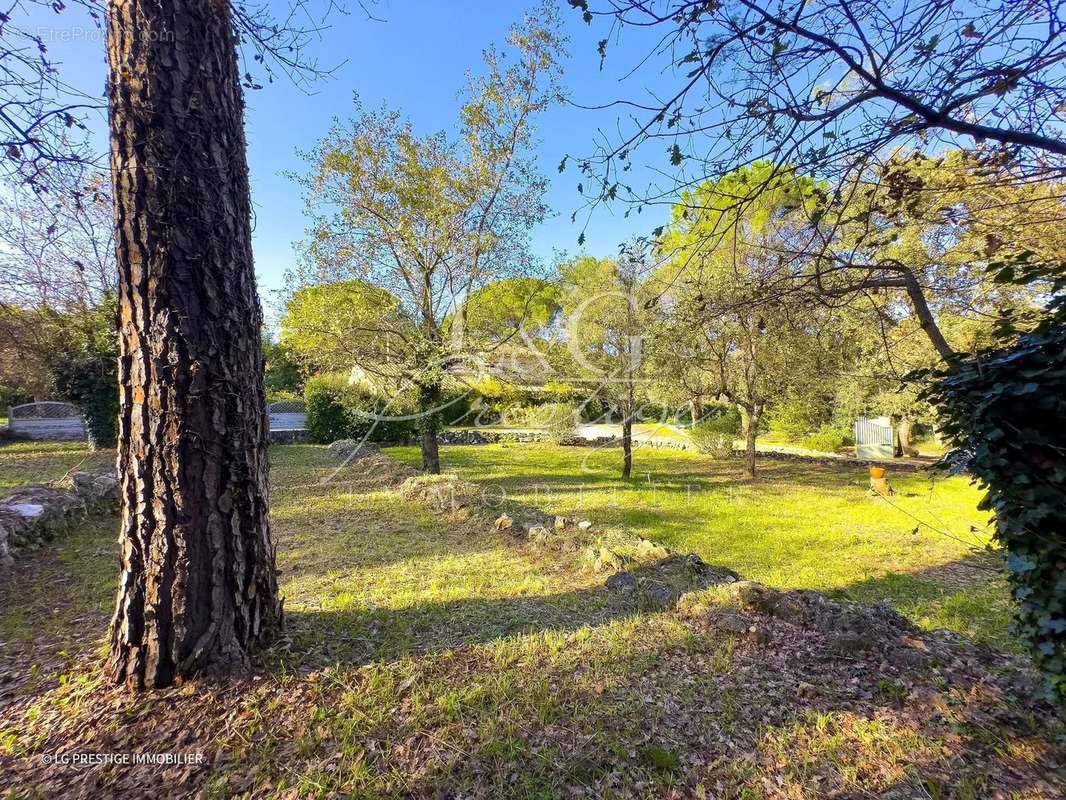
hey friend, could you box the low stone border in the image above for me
[0,470,119,568]
[439,429,550,445]
[268,429,312,444]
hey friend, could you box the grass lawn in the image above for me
[389,442,1010,648]
[0,439,114,490]
[0,441,1060,798]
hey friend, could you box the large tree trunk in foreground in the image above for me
[106,0,282,690]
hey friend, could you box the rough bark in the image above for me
[420,422,441,474]
[106,0,281,690]
[621,417,633,479]
[689,398,704,423]
[418,384,442,474]
[896,418,916,457]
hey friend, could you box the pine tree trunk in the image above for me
[106,0,281,690]
[621,418,633,479]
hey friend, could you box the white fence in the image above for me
[8,401,87,440]
[267,400,307,431]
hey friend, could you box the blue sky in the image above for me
[27,1,675,306]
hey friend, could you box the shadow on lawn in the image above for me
[273,554,713,671]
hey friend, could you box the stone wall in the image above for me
[0,470,119,568]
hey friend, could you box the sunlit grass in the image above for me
[0,440,114,489]
[386,441,1008,646]
[0,440,1039,799]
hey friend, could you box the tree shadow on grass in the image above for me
[834,550,1018,651]
[272,560,1060,800]
[272,553,717,672]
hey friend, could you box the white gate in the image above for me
[8,401,86,440]
[854,416,894,459]
[267,400,307,431]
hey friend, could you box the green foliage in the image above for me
[925,326,1066,702]
[304,373,418,445]
[280,280,412,376]
[263,338,304,395]
[768,393,831,440]
[265,389,301,404]
[688,411,741,458]
[509,402,578,443]
[0,385,31,414]
[48,298,118,450]
[451,278,561,342]
[801,426,853,454]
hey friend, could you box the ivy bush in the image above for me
[926,326,1066,702]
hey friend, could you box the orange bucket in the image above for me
[869,467,886,479]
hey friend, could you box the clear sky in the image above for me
[25,1,676,309]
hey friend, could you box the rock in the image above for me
[438,430,495,446]
[714,613,751,635]
[605,571,637,594]
[594,547,624,573]
[635,538,670,561]
[643,583,676,607]
[728,581,782,614]
[553,515,570,530]
[893,648,930,669]
[829,634,872,654]
[0,469,118,566]
[683,554,739,585]
[493,514,514,532]
[56,471,120,504]
[768,593,809,624]
[577,520,593,531]
[527,525,552,545]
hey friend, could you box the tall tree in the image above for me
[105,1,281,689]
[658,163,828,477]
[291,5,563,473]
[560,251,653,479]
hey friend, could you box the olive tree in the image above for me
[291,5,563,472]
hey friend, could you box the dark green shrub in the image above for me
[926,326,1066,703]
[305,374,351,443]
[263,338,304,394]
[0,385,31,416]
